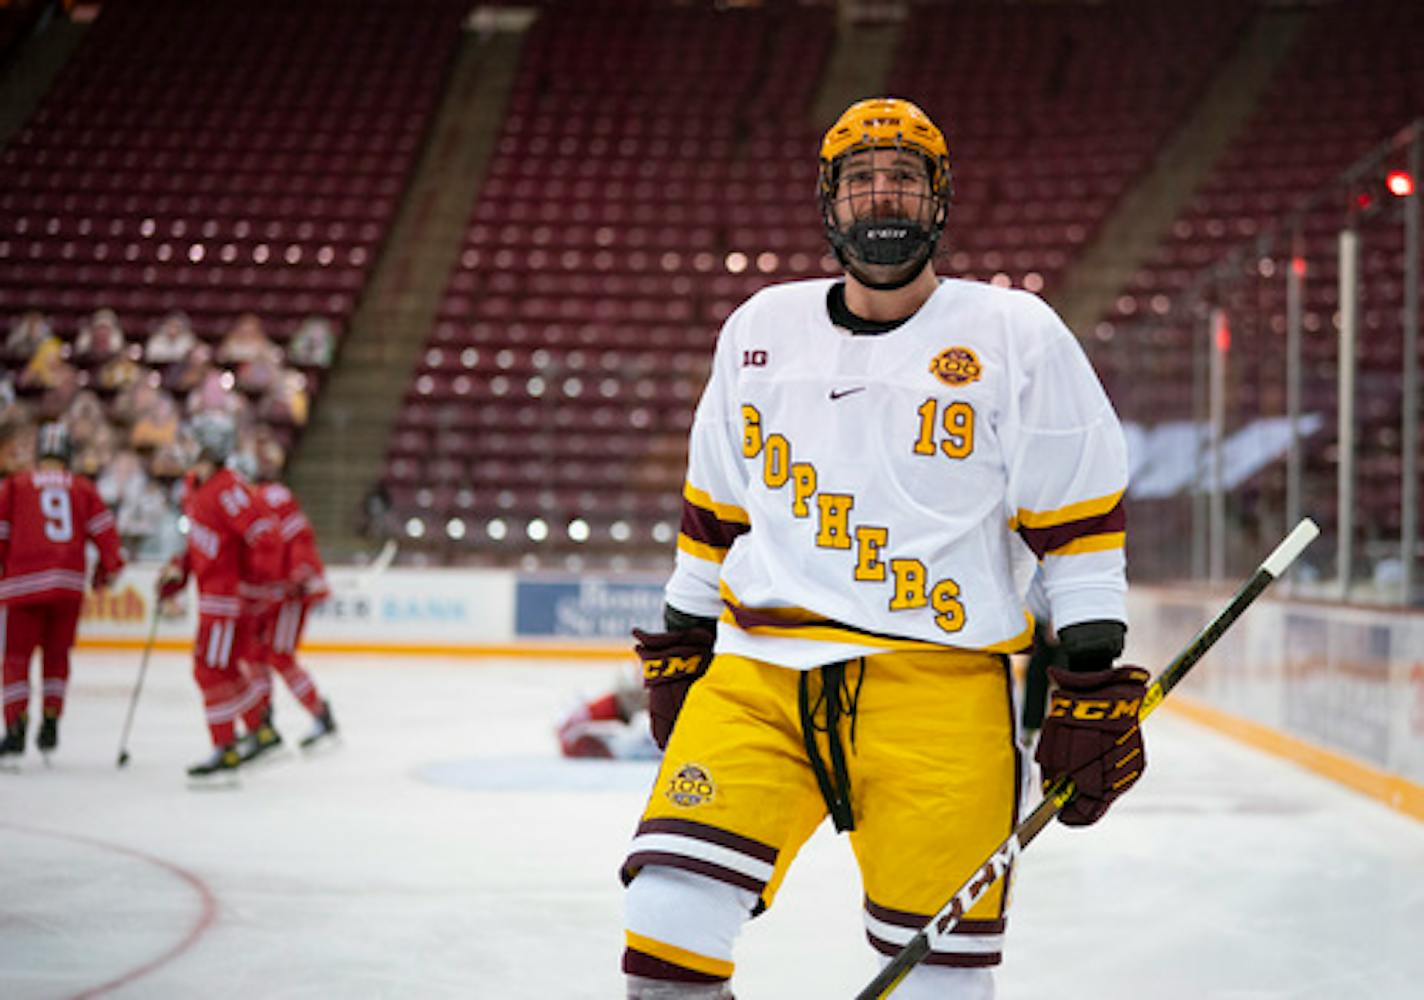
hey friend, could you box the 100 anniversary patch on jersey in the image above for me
[665,762,716,807]
[929,346,982,387]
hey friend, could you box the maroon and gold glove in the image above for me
[632,626,715,749]
[1035,665,1149,826]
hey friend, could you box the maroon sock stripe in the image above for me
[623,948,727,984]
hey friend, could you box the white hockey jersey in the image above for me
[666,277,1128,669]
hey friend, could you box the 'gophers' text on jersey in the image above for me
[666,278,1129,669]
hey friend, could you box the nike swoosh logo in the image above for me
[829,387,866,400]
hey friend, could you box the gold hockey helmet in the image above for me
[819,97,952,199]
[818,98,953,290]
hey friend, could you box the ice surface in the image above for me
[3,650,1423,998]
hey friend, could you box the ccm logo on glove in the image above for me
[1046,694,1142,721]
[641,654,707,682]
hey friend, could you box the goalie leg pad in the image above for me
[624,866,755,987]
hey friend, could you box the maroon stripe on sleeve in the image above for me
[636,817,779,863]
[1016,500,1126,559]
[681,497,749,552]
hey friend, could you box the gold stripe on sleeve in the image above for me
[677,534,729,564]
[1046,531,1126,557]
[683,482,750,526]
[1011,489,1124,530]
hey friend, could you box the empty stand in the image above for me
[0,0,466,341]
[892,0,1253,298]
[390,2,834,565]
[1094,0,1424,578]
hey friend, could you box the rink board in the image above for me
[1126,588,1424,819]
[73,564,653,655]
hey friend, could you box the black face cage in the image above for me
[818,144,953,288]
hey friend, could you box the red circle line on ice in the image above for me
[0,821,219,999]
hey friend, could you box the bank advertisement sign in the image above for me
[78,564,517,649]
[514,578,664,638]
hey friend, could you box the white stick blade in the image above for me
[1262,518,1319,578]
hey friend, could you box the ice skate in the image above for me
[37,709,59,765]
[298,700,339,753]
[1,715,27,773]
[238,722,288,768]
[186,744,241,788]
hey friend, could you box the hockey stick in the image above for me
[855,517,1320,999]
[366,538,398,576]
[115,602,163,768]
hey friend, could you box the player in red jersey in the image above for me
[556,666,658,761]
[156,412,285,781]
[0,422,124,764]
[239,441,338,751]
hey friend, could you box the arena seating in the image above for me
[390,0,1252,566]
[0,0,467,556]
[0,0,466,344]
[891,0,1253,298]
[387,2,834,565]
[1093,0,1424,565]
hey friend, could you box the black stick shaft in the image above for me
[115,607,162,766]
[855,519,1318,999]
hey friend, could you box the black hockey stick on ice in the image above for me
[116,604,162,768]
[855,517,1320,999]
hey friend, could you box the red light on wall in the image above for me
[1291,256,1308,277]
[1215,313,1231,353]
[1386,170,1415,197]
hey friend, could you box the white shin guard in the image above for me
[624,866,756,991]
[880,962,995,1000]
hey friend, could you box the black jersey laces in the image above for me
[798,658,867,833]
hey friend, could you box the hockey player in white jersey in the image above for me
[620,98,1149,999]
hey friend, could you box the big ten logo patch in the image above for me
[665,762,716,808]
[929,346,982,387]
